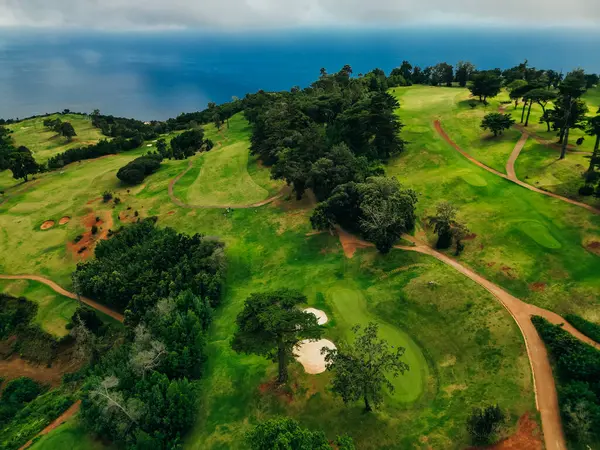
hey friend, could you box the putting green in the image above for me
[327,286,427,403]
[184,141,270,206]
[516,221,562,249]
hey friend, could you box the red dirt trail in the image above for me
[335,229,600,450]
[18,400,81,450]
[0,274,123,322]
[434,120,600,215]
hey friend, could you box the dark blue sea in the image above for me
[1,28,599,121]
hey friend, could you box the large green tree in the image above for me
[585,115,600,173]
[456,61,475,87]
[59,121,77,142]
[480,113,515,137]
[8,147,40,182]
[556,70,588,159]
[323,322,409,412]
[469,71,502,103]
[231,290,322,383]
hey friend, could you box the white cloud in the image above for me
[0,0,598,29]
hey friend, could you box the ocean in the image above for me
[1,28,599,121]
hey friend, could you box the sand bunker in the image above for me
[59,216,71,225]
[40,220,55,230]
[295,339,336,374]
[304,308,328,325]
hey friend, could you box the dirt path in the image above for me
[434,120,600,215]
[168,157,288,209]
[505,132,529,180]
[18,400,81,450]
[0,274,124,322]
[335,229,600,450]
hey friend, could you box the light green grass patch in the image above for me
[8,114,105,163]
[30,419,113,450]
[327,286,427,403]
[515,221,562,249]
[457,169,488,187]
[0,279,77,337]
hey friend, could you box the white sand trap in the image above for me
[304,307,328,325]
[295,339,336,374]
[146,144,152,147]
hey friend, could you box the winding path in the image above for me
[0,274,124,322]
[168,157,288,210]
[505,131,529,180]
[335,229,600,450]
[18,400,82,450]
[434,120,600,215]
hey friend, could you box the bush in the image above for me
[116,153,162,185]
[467,404,506,444]
[579,184,595,196]
[102,191,112,203]
[0,294,37,339]
[91,225,98,234]
[73,234,83,243]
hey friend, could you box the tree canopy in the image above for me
[480,113,515,137]
[116,152,162,185]
[469,71,502,103]
[231,289,322,383]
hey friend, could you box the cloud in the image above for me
[0,0,598,30]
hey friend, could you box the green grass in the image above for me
[0,279,77,337]
[8,114,105,164]
[174,114,282,206]
[388,85,600,318]
[30,419,113,450]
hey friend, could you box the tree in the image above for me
[156,138,170,158]
[323,322,409,412]
[585,115,600,173]
[246,418,354,450]
[130,324,167,379]
[231,289,322,383]
[432,62,453,87]
[584,74,599,89]
[8,147,40,182]
[469,71,502,103]
[455,61,475,87]
[427,201,469,250]
[170,129,205,159]
[557,70,588,159]
[59,121,77,142]
[506,80,528,109]
[523,89,556,127]
[480,113,515,137]
[467,405,506,445]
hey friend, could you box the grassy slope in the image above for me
[388,85,600,319]
[174,114,283,205]
[29,419,113,450]
[0,279,77,337]
[8,114,105,164]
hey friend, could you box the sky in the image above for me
[0,0,599,30]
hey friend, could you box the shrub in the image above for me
[117,153,163,185]
[467,404,506,444]
[0,294,37,339]
[102,191,112,203]
[469,101,478,109]
[565,314,600,344]
[579,185,595,196]
[91,225,98,234]
[73,234,83,243]
[113,197,121,205]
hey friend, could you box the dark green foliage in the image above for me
[246,418,354,450]
[481,113,515,137]
[14,325,59,364]
[469,71,502,103]
[170,129,205,160]
[91,224,98,234]
[0,293,37,339]
[466,404,506,444]
[311,177,418,253]
[531,316,600,444]
[456,61,475,87]
[102,191,113,202]
[565,314,600,345]
[0,126,15,171]
[47,135,144,169]
[8,146,40,181]
[59,121,77,141]
[0,388,72,450]
[116,153,163,185]
[162,99,244,132]
[70,306,104,334]
[74,218,225,318]
[0,377,47,420]
[91,113,158,140]
[232,289,322,383]
[323,322,409,411]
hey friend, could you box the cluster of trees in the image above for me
[387,60,475,87]
[74,219,226,448]
[116,152,163,185]
[232,289,409,414]
[247,418,354,450]
[90,109,158,141]
[427,202,469,255]
[466,404,506,445]
[47,135,144,169]
[565,314,600,343]
[245,66,416,251]
[531,316,600,445]
[169,129,211,159]
[0,377,47,426]
[0,127,41,182]
[162,99,244,132]
[42,117,77,142]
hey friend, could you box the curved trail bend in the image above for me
[168,157,288,210]
[434,120,600,215]
[335,229,600,450]
[18,400,82,450]
[0,274,124,323]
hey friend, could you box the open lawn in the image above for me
[173,114,283,206]
[8,114,105,164]
[388,85,600,319]
[29,419,113,450]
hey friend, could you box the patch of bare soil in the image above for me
[469,414,543,450]
[258,380,293,404]
[67,211,113,260]
[0,355,77,388]
[529,282,546,292]
[119,210,139,224]
[586,241,600,255]
[86,196,102,205]
[167,210,175,216]
[464,233,477,241]
[40,220,55,230]
[58,216,70,225]
[336,227,373,258]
